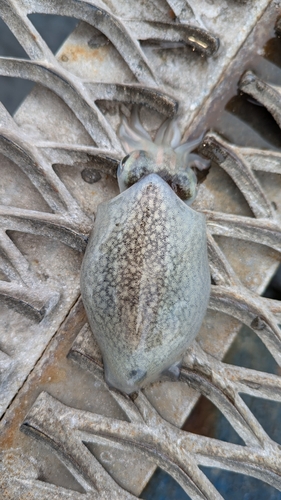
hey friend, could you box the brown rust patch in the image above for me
[60,43,109,64]
[168,9,177,21]
[0,299,87,451]
[39,363,67,385]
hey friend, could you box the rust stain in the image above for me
[168,9,177,21]
[0,363,67,450]
[39,363,67,385]
[0,299,87,451]
[0,398,30,450]
[60,43,109,64]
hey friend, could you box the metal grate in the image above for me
[1,1,281,498]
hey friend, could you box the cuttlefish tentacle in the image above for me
[119,110,210,173]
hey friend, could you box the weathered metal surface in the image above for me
[1,0,281,498]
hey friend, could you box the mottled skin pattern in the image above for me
[81,174,210,394]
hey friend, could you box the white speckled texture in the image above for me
[81,173,210,393]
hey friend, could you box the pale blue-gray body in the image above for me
[81,173,210,394]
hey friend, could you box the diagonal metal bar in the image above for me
[0,349,13,382]
[180,371,265,447]
[0,104,90,318]
[68,320,280,484]
[69,312,281,448]
[0,60,177,151]
[0,230,61,321]
[22,391,224,500]
[0,126,90,220]
[0,474,93,500]
[190,343,280,399]
[0,0,55,61]
[0,104,92,226]
[207,231,240,287]
[21,0,158,86]
[165,0,193,22]
[68,325,281,491]
[223,147,281,175]
[20,392,147,500]
[22,391,281,493]
[0,280,60,320]
[184,434,281,490]
[210,285,281,366]
[124,20,219,56]
[79,433,223,500]
[199,131,274,219]
[77,403,281,492]
[239,71,281,130]
[0,229,34,285]
[204,210,281,253]
[0,101,21,128]
[69,331,223,498]
[0,229,60,320]
[0,57,121,150]
[206,235,281,377]
[185,342,281,403]
[0,205,88,251]
[83,81,178,116]
[181,344,272,448]
[36,142,119,178]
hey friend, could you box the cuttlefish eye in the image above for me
[117,150,152,193]
[168,168,198,205]
[117,154,130,175]
[117,154,130,191]
[121,154,130,167]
